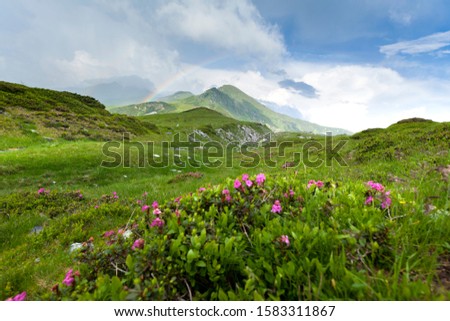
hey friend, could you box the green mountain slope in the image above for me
[0,81,154,149]
[139,107,271,143]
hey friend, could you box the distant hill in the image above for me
[109,101,176,116]
[138,107,271,143]
[112,85,351,135]
[0,81,154,147]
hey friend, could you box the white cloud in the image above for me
[380,30,450,56]
[156,0,286,61]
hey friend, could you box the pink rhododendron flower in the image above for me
[234,179,242,189]
[367,181,385,192]
[153,208,162,216]
[365,196,374,205]
[308,180,324,189]
[103,230,115,238]
[62,269,75,286]
[150,217,164,228]
[222,189,230,195]
[141,205,150,212]
[316,180,324,188]
[242,174,249,181]
[37,188,45,194]
[271,200,282,213]
[131,238,145,250]
[245,180,253,188]
[6,291,27,301]
[280,235,290,246]
[152,201,159,209]
[255,173,266,186]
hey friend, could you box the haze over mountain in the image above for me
[110,85,351,135]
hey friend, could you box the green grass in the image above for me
[1,109,449,300]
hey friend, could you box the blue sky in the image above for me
[1,0,450,131]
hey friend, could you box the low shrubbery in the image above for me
[5,172,447,300]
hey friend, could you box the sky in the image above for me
[1,0,450,132]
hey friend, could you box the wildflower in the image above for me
[222,189,230,195]
[103,230,115,238]
[175,209,180,217]
[308,180,324,189]
[271,200,282,213]
[94,205,99,209]
[62,269,75,286]
[225,195,232,202]
[198,187,206,192]
[150,217,164,228]
[152,201,159,209]
[37,188,45,194]
[153,208,162,216]
[255,173,266,186]
[143,192,148,197]
[245,180,253,188]
[381,195,392,209]
[131,238,145,250]
[122,230,133,239]
[242,173,249,181]
[175,196,182,204]
[280,235,290,246]
[141,205,150,212]
[365,195,374,205]
[6,291,27,301]
[367,181,384,192]
[289,189,295,197]
[112,191,119,199]
[234,178,242,189]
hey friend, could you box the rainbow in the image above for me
[141,55,228,103]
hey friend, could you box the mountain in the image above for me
[138,107,271,144]
[112,85,351,135]
[159,91,194,102]
[109,101,176,116]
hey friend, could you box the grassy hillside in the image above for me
[0,81,154,149]
[138,107,272,143]
[0,84,449,301]
[108,101,176,116]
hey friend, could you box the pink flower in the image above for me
[143,192,148,197]
[175,196,182,204]
[365,195,374,205]
[225,195,232,202]
[367,181,385,192]
[234,179,242,189]
[271,200,282,213]
[316,180,324,188]
[255,173,266,186]
[242,174,249,181]
[280,235,290,246]
[153,208,162,216]
[112,191,119,199]
[198,187,206,192]
[175,209,180,217]
[62,269,75,286]
[150,217,164,228]
[94,205,99,209]
[289,189,295,197]
[131,238,145,250]
[152,201,159,209]
[141,205,150,212]
[222,189,230,195]
[6,291,27,301]
[307,180,316,189]
[245,180,253,188]
[381,196,392,209]
[37,188,45,194]
[103,230,115,238]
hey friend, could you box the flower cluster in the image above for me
[132,238,145,250]
[234,173,266,191]
[62,269,76,287]
[37,188,49,195]
[280,235,290,246]
[271,200,282,213]
[365,181,392,209]
[307,180,324,189]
